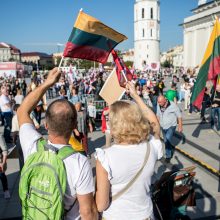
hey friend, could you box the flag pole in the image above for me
[58,8,82,71]
[122,70,128,83]
[58,56,64,69]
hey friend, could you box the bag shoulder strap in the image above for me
[37,138,47,152]
[58,146,76,160]
[112,142,151,201]
[37,138,76,160]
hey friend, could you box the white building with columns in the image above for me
[134,0,160,70]
[182,0,220,68]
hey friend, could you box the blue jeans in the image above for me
[152,96,158,114]
[178,91,185,102]
[2,112,12,142]
[162,126,176,159]
[210,107,220,130]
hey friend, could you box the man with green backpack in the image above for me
[17,67,97,220]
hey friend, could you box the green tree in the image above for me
[162,60,172,68]
[9,58,15,62]
[124,61,133,68]
[79,60,99,69]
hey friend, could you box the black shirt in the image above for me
[212,91,220,107]
[153,85,160,96]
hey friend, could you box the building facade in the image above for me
[134,0,160,70]
[182,0,220,68]
[160,45,184,69]
[121,49,134,62]
[53,52,70,66]
[21,52,53,70]
[0,42,21,62]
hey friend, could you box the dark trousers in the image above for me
[2,112,12,142]
[34,108,42,125]
[17,137,24,170]
[0,172,8,191]
[162,126,176,159]
[189,104,200,114]
[201,102,207,119]
[152,96,158,114]
[0,112,4,126]
[22,89,26,97]
[47,88,53,99]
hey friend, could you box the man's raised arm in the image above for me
[17,68,61,127]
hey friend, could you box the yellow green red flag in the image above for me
[191,18,220,108]
[63,11,127,64]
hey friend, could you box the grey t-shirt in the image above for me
[157,101,182,129]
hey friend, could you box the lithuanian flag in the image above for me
[63,11,127,64]
[191,18,220,109]
[217,74,220,85]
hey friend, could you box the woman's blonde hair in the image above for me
[109,100,150,144]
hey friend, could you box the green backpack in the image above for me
[19,138,77,220]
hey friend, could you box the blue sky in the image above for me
[0,0,198,54]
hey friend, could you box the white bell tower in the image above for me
[134,0,160,70]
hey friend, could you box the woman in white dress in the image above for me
[95,82,162,220]
[184,80,192,111]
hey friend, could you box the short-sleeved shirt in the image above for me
[12,115,20,133]
[95,136,163,220]
[165,90,177,102]
[68,94,80,105]
[14,95,24,104]
[19,123,94,220]
[87,105,96,118]
[0,94,12,112]
[157,101,182,129]
[12,114,39,133]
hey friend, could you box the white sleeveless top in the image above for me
[95,136,163,220]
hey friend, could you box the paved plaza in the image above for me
[0,105,219,219]
[1,1,220,219]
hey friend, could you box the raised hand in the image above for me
[126,81,138,99]
[45,67,61,87]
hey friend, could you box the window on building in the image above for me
[142,8,144,18]
[150,8,153,19]
[143,29,145,37]
[151,29,153,37]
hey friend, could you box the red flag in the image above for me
[111,50,133,87]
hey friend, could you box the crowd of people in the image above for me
[0,65,219,219]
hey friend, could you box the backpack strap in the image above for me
[37,138,77,160]
[37,138,47,152]
[58,146,76,161]
[37,138,59,153]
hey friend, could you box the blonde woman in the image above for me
[95,82,162,220]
